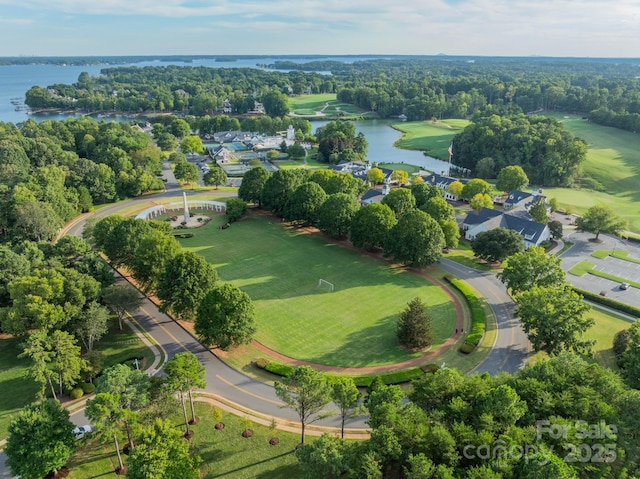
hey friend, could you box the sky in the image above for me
[0,0,639,58]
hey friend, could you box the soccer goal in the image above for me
[317,279,334,292]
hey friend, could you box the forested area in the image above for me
[0,117,165,243]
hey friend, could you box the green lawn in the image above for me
[391,119,470,160]
[378,162,422,175]
[587,306,634,370]
[66,402,306,479]
[288,94,337,115]
[542,113,640,233]
[0,318,154,440]
[179,213,457,367]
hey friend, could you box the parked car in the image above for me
[72,424,92,440]
[620,282,630,290]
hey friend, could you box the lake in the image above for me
[0,58,447,172]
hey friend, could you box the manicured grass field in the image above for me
[66,402,306,479]
[288,94,337,115]
[391,119,470,160]
[587,306,635,370]
[542,113,640,233]
[378,162,421,174]
[179,213,457,367]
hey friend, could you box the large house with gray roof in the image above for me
[461,207,550,248]
[420,173,468,201]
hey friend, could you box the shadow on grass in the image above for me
[204,450,297,478]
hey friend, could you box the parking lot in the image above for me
[560,228,640,309]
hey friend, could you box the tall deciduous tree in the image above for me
[391,170,409,185]
[528,201,548,224]
[381,188,416,218]
[469,193,493,212]
[238,166,271,206]
[203,167,228,189]
[496,165,529,193]
[384,210,445,268]
[411,183,443,209]
[127,418,201,479]
[173,160,200,187]
[48,330,88,396]
[350,203,397,251]
[131,229,180,293]
[75,301,110,351]
[5,400,76,479]
[471,228,524,263]
[420,196,455,223]
[164,352,206,436]
[274,366,332,444]
[86,392,127,473]
[284,182,328,225]
[515,284,594,356]
[102,283,143,330]
[317,193,359,240]
[397,297,434,350]
[261,168,308,216]
[367,168,385,185]
[195,283,256,350]
[576,204,628,241]
[225,197,248,222]
[498,246,566,295]
[461,178,492,200]
[156,251,218,320]
[180,135,204,155]
[331,377,360,439]
[20,329,57,399]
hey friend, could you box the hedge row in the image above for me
[572,286,640,318]
[256,359,438,386]
[444,275,486,354]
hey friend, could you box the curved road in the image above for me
[60,162,529,430]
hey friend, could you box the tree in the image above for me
[317,193,359,240]
[498,246,566,295]
[461,178,492,200]
[156,251,218,320]
[195,283,256,350]
[261,168,307,216]
[173,160,200,186]
[331,377,360,439]
[350,203,397,251]
[127,418,200,479]
[180,135,204,155]
[496,165,529,193]
[576,204,628,241]
[238,166,270,206]
[446,180,464,199]
[367,168,385,185]
[548,219,563,239]
[325,172,364,197]
[203,167,228,189]
[475,157,496,179]
[295,433,351,478]
[226,197,248,222]
[284,182,328,225]
[170,118,191,138]
[131,229,181,293]
[384,210,445,268]
[528,200,548,224]
[5,400,76,479]
[266,149,280,160]
[0,246,30,306]
[287,142,306,159]
[397,297,433,350]
[515,284,594,356]
[619,321,640,389]
[75,301,110,351]
[381,188,416,218]
[20,330,58,399]
[471,228,524,263]
[391,170,409,185]
[439,218,460,250]
[274,366,331,444]
[420,196,455,223]
[102,217,155,268]
[47,330,88,396]
[86,392,127,473]
[411,182,443,209]
[164,352,206,437]
[13,200,63,242]
[469,193,493,212]
[102,283,143,330]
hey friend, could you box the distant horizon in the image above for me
[1,53,640,61]
[1,1,638,58]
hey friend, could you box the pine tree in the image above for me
[397,297,433,349]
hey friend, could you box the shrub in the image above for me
[70,387,84,400]
[613,329,631,359]
[459,342,476,354]
[264,362,294,377]
[444,276,486,347]
[255,358,269,369]
[79,382,95,394]
[572,287,640,318]
[420,364,440,374]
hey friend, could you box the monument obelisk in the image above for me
[183,192,189,223]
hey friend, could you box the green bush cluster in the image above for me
[255,358,269,369]
[260,360,426,385]
[79,382,95,394]
[70,387,84,400]
[444,275,486,352]
[572,286,640,318]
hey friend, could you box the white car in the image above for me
[72,424,92,440]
